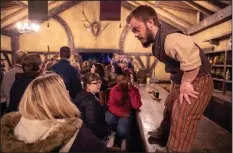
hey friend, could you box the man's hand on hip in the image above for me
[179,82,199,105]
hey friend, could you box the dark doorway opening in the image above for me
[79,53,113,65]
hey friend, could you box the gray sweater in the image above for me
[2,65,23,106]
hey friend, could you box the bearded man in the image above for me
[126,5,213,152]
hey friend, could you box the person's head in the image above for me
[71,62,81,71]
[82,60,93,74]
[118,59,128,70]
[116,73,129,85]
[0,60,5,68]
[129,56,134,62]
[106,65,116,81]
[113,55,120,63]
[93,63,105,77]
[44,61,55,71]
[116,73,130,105]
[60,46,71,59]
[15,50,28,65]
[72,53,82,64]
[126,5,160,48]
[90,64,95,73]
[22,53,42,73]
[18,72,80,120]
[83,72,102,93]
[106,65,115,73]
[52,54,60,62]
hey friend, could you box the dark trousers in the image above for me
[1,102,7,117]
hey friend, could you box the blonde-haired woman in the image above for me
[1,72,106,152]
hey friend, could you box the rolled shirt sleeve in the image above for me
[164,33,202,71]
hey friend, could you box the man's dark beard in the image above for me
[141,27,154,48]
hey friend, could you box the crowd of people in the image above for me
[1,46,142,152]
[1,4,214,152]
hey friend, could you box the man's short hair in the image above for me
[60,46,71,59]
[126,5,160,27]
[22,53,42,73]
[15,50,28,65]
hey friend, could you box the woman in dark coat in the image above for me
[8,54,42,112]
[90,63,109,104]
[91,63,109,91]
[74,72,115,148]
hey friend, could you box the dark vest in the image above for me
[152,27,211,84]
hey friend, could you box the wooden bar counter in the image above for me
[134,84,232,152]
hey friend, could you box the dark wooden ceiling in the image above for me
[0,1,231,36]
[0,1,22,11]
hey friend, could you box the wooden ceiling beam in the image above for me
[158,2,197,13]
[1,29,18,37]
[220,1,232,5]
[193,1,221,12]
[208,1,228,9]
[158,16,187,32]
[14,1,28,8]
[1,5,21,11]
[2,1,79,31]
[122,1,187,33]
[147,1,192,27]
[182,1,213,16]
[121,1,135,11]
[134,1,190,28]
[1,8,27,24]
[2,16,27,30]
[187,5,232,35]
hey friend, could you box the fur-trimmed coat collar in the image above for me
[1,112,83,152]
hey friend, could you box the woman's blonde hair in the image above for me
[18,72,80,120]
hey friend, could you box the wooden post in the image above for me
[187,5,231,35]
[11,35,19,65]
[135,56,145,68]
[146,56,150,69]
[223,50,228,94]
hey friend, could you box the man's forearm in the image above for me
[181,66,200,83]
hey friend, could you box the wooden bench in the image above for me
[135,84,232,152]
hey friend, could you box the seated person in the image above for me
[90,63,109,104]
[74,72,115,147]
[117,59,134,83]
[105,73,142,151]
[1,72,105,152]
[8,54,42,112]
[105,65,117,88]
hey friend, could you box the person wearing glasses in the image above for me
[74,72,115,148]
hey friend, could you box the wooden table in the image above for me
[135,84,232,152]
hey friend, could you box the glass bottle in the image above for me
[213,56,217,64]
[209,56,213,64]
[226,69,230,80]
[216,68,220,78]
[211,68,215,77]
[146,73,151,85]
[220,69,224,79]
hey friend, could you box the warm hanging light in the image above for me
[16,21,40,33]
